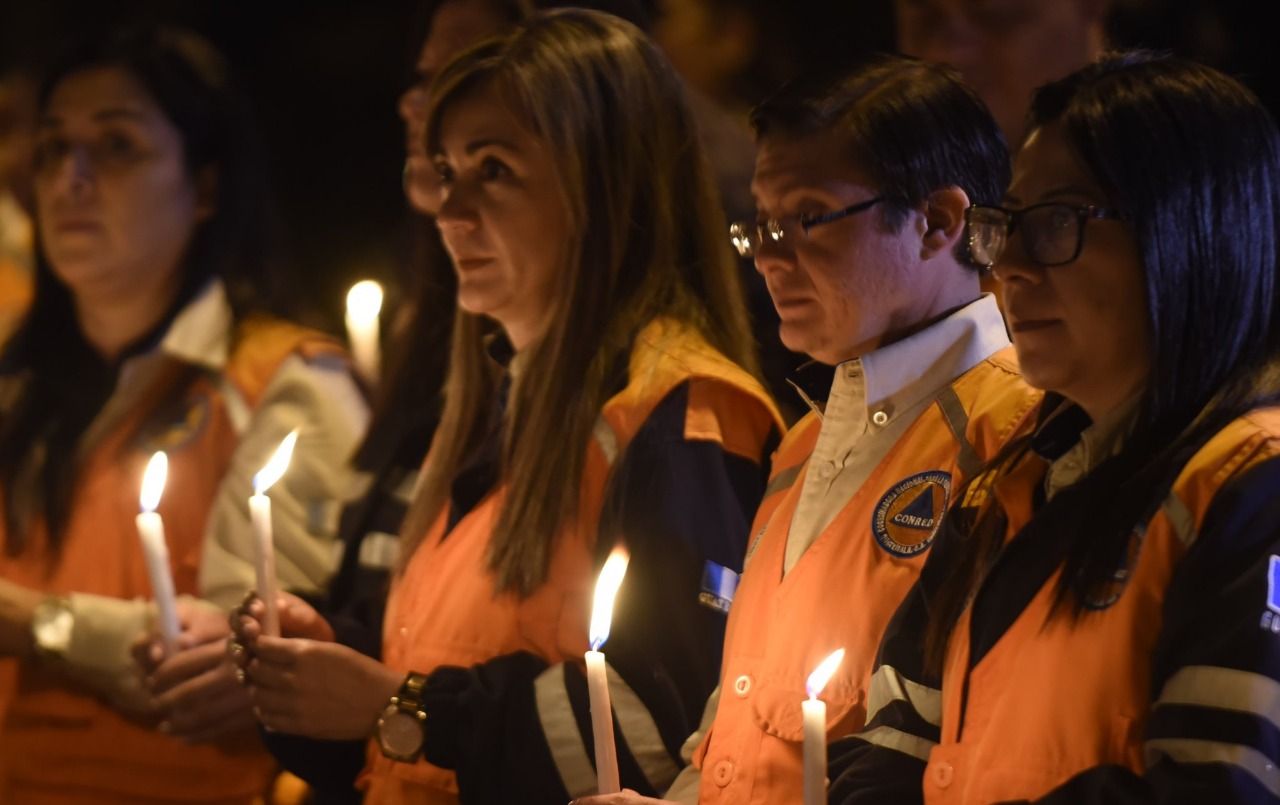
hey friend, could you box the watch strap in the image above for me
[377,671,430,763]
[396,671,428,708]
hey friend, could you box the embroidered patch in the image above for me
[698,561,740,614]
[1268,556,1280,615]
[139,392,211,454]
[1261,557,1280,634]
[871,471,951,557]
[1083,526,1146,611]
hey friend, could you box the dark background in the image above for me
[2,0,1274,332]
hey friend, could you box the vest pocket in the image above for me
[749,674,861,742]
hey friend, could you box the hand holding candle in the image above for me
[586,547,630,795]
[136,452,180,656]
[803,648,845,805]
[249,430,298,637]
[345,280,383,387]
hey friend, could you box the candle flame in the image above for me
[346,280,384,324]
[806,648,845,699]
[254,430,299,494]
[588,547,630,651]
[140,452,168,512]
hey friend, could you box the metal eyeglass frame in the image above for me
[730,196,886,257]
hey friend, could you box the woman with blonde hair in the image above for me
[236,9,782,804]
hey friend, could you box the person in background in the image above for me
[893,0,1111,149]
[895,0,1112,304]
[650,0,809,423]
[828,52,1280,804]
[0,25,367,804]
[236,1,516,801]
[234,10,783,804]
[0,62,37,347]
[572,53,1038,805]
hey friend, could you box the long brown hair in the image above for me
[398,9,757,596]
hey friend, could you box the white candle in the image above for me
[586,547,629,795]
[345,280,383,387]
[585,649,618,794]
[136,452,179,655]
[803,648,845,805]
[249,430,298,637]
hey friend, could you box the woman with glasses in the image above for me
[235,10,783,804]
[827,51,1280,804]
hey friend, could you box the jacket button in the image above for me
[930,760,954,789]
[871,410,889,426]
[817,461,836,480]
[712,760,734,787]
[733,674,752,697]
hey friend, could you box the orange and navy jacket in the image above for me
[362,319,784,805]
[830,399,1280,805]
[691,346,1038,805]
[0,316,342,805]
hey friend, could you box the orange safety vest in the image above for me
[923,409,1280,804]
[0,252,32,348]
[0,317,344,805]
[693,347,1038,805]
[363,319,783,805]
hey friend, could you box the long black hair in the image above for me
[924,51,1280,670]
[0,25,284,555]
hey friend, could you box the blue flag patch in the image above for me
[1268,555,1280,616]
[699,561,740,614]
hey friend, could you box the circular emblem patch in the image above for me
[1083,525,1146,610]
[138,392,211,454]
[871,471,951,557]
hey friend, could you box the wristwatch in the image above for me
[377,672,428,763]
[31,595,74,663]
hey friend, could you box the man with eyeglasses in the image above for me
[571,55,1039,805]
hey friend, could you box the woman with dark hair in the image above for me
[827,52,1280,804]
[0,26,367,804]
[236,9,781,804]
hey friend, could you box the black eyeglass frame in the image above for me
[965,202,1127,269]
[729,196,886,257]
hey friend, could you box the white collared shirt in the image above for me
[783,293,1010,573]
[1043,393,1141,501]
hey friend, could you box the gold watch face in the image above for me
[378,708,425,759]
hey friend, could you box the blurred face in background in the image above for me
[400,0,512,214]
[34,66,209,305]
[652,0,758,103]
[895,0,1108,146]
[0,72,38,212]
[433,83,570,349]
